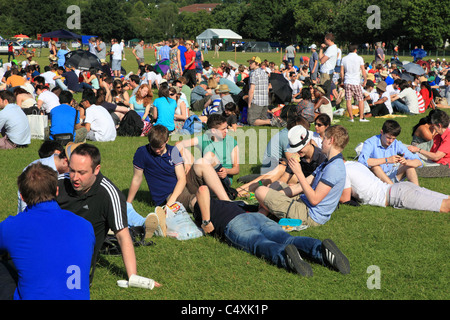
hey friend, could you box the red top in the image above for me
[430,127,450,166]
[184,50,196,70]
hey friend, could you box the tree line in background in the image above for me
[0,0,448,50]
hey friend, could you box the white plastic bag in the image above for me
[27,113,48,140]
[165,202,203,240]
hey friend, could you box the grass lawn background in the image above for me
[0,48,449,300]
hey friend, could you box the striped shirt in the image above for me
[415,90,425,113]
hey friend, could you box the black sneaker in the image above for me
[321,239,350,274]
[285,244,313,277]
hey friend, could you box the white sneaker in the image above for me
[348,119,354,122]
[359,118,370,122]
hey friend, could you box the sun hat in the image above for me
[247,56,262,64]
[217,84,230,93]
[287,125,311,153]
[376,81,387,92]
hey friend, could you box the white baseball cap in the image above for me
[287,125,311,153]
[309,44,317,49]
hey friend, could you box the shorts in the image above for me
[320,72,331,84]
[263,182,321,227]
[389,182,447,212]
[111,59,121,71]
[344,84,364,102]
[169,166,205,212]
[247,103,268,125]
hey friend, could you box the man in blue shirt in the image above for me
[0,162,95,300]
[255,125,349,227]
[49,90,86,142]
[0,90,31,149]
[126,125,231,237]
[358,120,422,185]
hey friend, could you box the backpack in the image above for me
[117,110,144,137]
[100,226,155,256]
[182,115,206,135]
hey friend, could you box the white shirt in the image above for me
[385,84,399,97]
[341,52,364,85]
[381,91,393,114]
[85,104,117,142]
[144,71,159,86]
[41,71,56,86]
[111,43,122,60]
[289,79,303,95]
[38,90,60,114]
[320,44,337,74]
[344,161,390,207]
[398,87,420,114]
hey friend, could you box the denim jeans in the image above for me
[224,212,324,269]
[392,100,411,114]
[126,202,146,227]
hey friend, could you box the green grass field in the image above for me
[1,48,449,302]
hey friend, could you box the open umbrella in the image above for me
[410,48,427,61]
[154,59,170,76]
[64,49,102,71]
[401,73,414,82]
[13,34,29,38]
[269,72,293,103]
[403,63,425,75]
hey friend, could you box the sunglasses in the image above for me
[116,86,122,89]
[315,123,324,127]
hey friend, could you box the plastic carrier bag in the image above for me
[165,202,203,240]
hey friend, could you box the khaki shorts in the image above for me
[263,183,321,227]
[247,103,268,125]
[169,166,204,212]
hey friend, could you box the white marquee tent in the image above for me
[196,29,242,48]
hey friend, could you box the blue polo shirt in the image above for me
[133,144,184,206]
[300,153,346,225]
[0,201,94,300]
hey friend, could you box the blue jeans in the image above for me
[224,212,324,269]
[392,100,411,114]
[126,202,146,227]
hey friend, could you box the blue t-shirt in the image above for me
[0,201,94,300]
[153,97,177,131]
[129,95,145,113]
[178,45,187,71]
[133,144,184,206]
[300,154,346,225]
[49,104,80,141]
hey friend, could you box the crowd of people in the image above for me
[1,33,450,300]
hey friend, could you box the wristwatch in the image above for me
[202,220,211,226]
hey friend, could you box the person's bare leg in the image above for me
[440,198,450,213]
[192,160,230,201]
[370,166,394,185]
[346,99,354,121]
[358,100,365,120]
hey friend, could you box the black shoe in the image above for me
[321,239,350,274]
[285,244,313,277]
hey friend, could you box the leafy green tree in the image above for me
[81,0,133,40]
[403,0,448,48]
